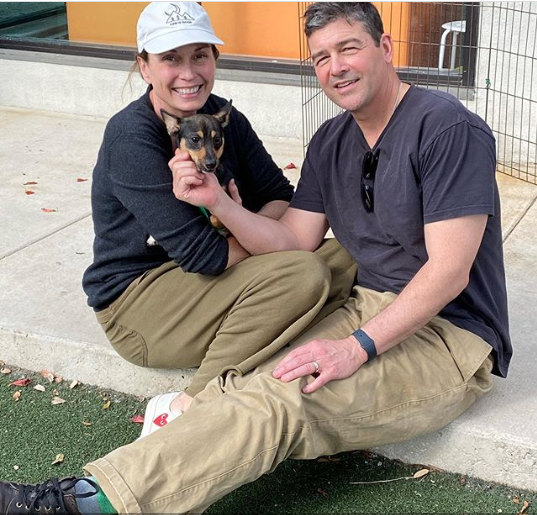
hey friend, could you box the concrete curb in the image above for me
[0,327,195,397]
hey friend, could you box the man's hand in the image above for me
[272,336,366,394]
[170,150,224,208]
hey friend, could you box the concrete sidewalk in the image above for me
[0,105,536,491]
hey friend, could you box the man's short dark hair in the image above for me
[304,2,384,46]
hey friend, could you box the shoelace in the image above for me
[16,477,99,513]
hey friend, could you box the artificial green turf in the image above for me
[1,365,535,514]
[0,366,143,483]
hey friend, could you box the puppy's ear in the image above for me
[213,100,232,128]
[160,109,181,136]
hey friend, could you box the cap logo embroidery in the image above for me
[165,3,195,26]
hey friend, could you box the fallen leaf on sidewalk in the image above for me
[1,368,12,374]
[34,384,46,392]
[23,181,38,185]
[51,396,66,405]
[41,208,57,213]
[25,190,36,195]
[69,379,80,389]
[13,391,21,401]
[9,378,31,387]
[51,454,64,465]
[520,501,530,514]
[284,162,297,169]
[77,178,88,182]
[350,468,430,485]
[102,400,111,410]
[130,415,144,424]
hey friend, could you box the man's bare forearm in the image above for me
[212,194,300,255]
[257,200,289,220]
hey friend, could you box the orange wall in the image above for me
[66,2,410,65]
[67,3,146,47]
[204,3,300,59]
[375,2,410,67]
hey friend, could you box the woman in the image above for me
[82,2,356,437]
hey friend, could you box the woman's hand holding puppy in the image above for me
[170,150,226,208]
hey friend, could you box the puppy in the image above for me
[161,100,232,174]
[147,101,232,246]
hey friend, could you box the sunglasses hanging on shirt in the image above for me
[361,149,380,213]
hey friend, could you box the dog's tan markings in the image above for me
[196,147,207,162]
[215,147,224,159]
[187,146,206,169]
[179,139,189,153]
[196,130,204,139]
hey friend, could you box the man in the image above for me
[0,3,511,514]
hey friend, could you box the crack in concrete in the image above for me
[502,195,537,244]
[0,212,92,261]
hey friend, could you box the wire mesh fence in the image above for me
[299,2,537,184]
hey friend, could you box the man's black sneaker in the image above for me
[0,476,98,514]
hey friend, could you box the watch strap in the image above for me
[352,328,377,362]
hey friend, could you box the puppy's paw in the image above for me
[209,215,230,238]
[209,214,226,230]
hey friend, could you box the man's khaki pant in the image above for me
[96,239,357,395]
[86,286,493,514]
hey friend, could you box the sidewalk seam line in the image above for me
[0,212,92,261]
[502,195,537,243]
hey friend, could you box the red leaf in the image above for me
[10,378,31,387]
[284,162,297,170]
[41,208,57,213]
[25,190,35,195]
[77,178,88,182]
[24,181,38,185]
[130,414,144,424]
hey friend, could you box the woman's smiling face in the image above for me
[139,43,217,118]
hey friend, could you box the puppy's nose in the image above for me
[204,159,217,173]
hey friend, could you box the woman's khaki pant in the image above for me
[95,239,357,395]
[86,285,493,514]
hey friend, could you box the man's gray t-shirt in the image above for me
[291,86,511,377]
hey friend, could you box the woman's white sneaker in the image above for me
[139,392,182,439]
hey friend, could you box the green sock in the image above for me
[74,476,117,514]
[96,486,117,514]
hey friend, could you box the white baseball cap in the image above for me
[137,2,224,54]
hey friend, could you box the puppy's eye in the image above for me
[190,135,201,144]
[214,136,222,146]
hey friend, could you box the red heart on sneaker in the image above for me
[153,413,168,427]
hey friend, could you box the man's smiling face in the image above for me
[308,18,392,117]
